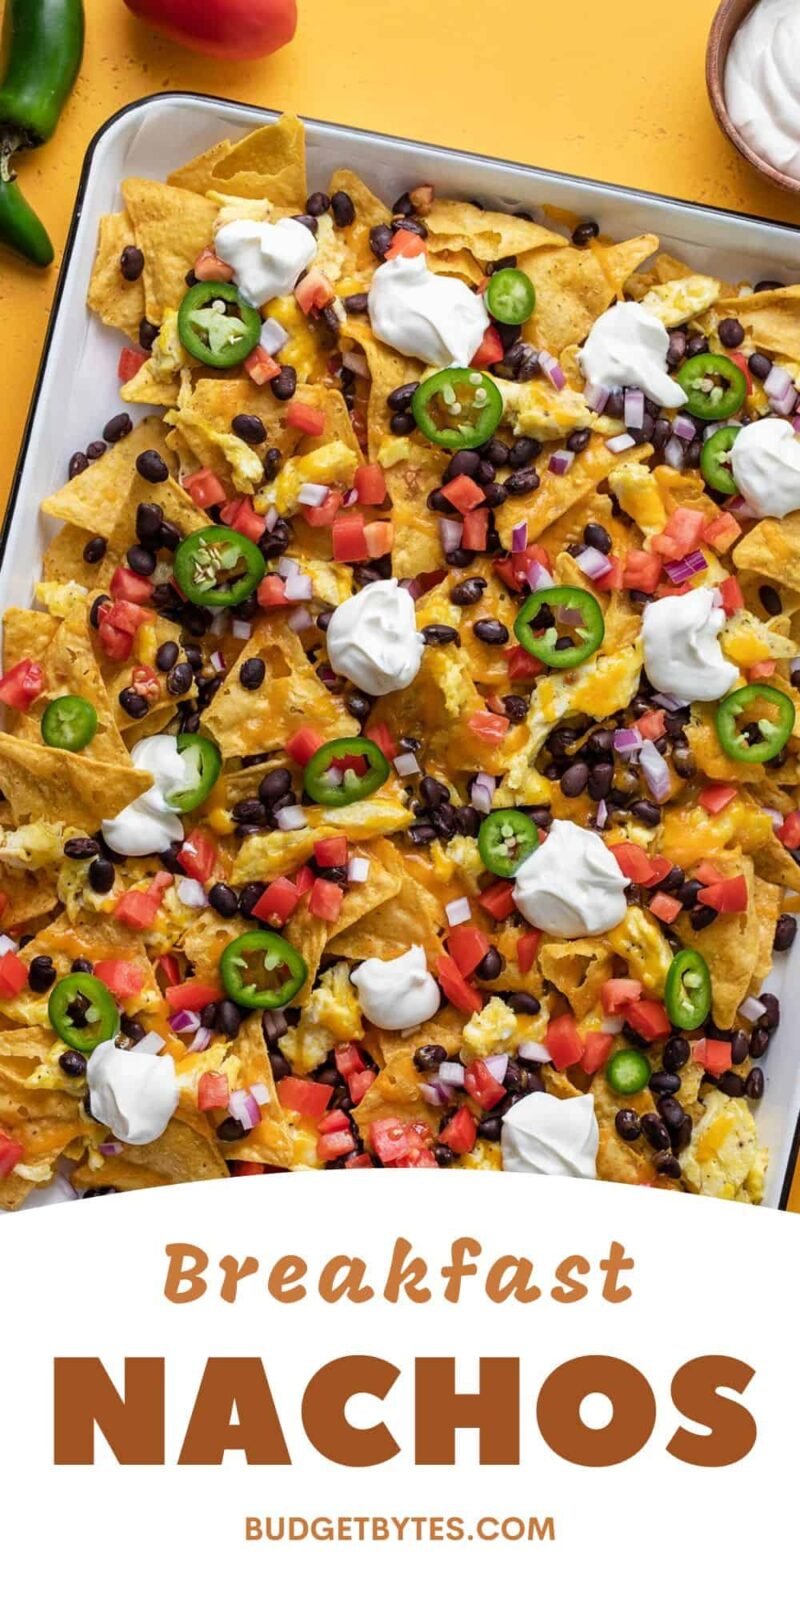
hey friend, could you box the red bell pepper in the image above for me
[334,1042,367,1079]
[462,508,490,550]
[114,873,171,930]
[746,659,777,682]
[648,891,683,924]
[219,495,267,542]
[635,708,667,741]
[608,842,655,884]
[257,574,290,608]
[303,489,342,527]
[440,1105,478,1154]
[623,550,661,593]
[652,507,706,560]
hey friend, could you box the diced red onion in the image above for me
[470,773,496,814]
[584,381,610,413]
[606,431,636,454]
[99,1140,123,1156]
[539,351,566,390]
[439,517,463,553]
[342,486,359,507]
[229,1088,261,1131]
[277,556,299,579]
[596,798,609,827]
[260,316,289,355]
[420,1079,454,1107]
[402,577,424,600]
[652,691,689,711]
[177,878,207,909]
[765,364,792,400]
[703,420,726,441]
[347,855,370,883]
[297,482,329,507]
[209,649,225,672]
[672,414,696,442]
[250,1082,270,1106]
[762,806,783,831]
[264,507,279,533]
[275,805,307,831]
[624,388,645,431]
[518,1040,551,1063]
[601,1015,625,1035]
[342,348,369,377]
[664,549,708,584]
[511,519,528,553]
[640,738,671,802]
[549,450,574,476]
[739,995,766,1024]
[0,934,18,956]
[394,751,420,777]
[772,384,798,417]
[169,1008,201,1033]
[726,495,753,518]
[663,437,686,471]
[613,726,642,754]
[484,1052,509,1083]
[528,559,554,591]
[575,544,613,580]
[208,612,227,637]
[439,1060,466,1088]
[288,605,314,633]
[445,896,471,927]
[192,1026,213,1052]
[231,618,253,639]
[284,572,313,602]
[132,1030,167,1055]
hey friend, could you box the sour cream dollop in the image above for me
[725,0,800,183]
[326,578,424,696]
[102,735,191,858]
[579,301,686,408]
[512,819,628,938]
[501,1092,599,1178]
[351,945,440,1031]
[642,588,738,703]
[214,217,317,309]
[87,1041,178,1146]
[368,253,490,367]
[730,417,800,519]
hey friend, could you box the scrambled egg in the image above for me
[256,440,357,516]
[283,962,365,1072]
[497,645,643,804]
[461,995,547,1062]
[496,377,592,441]
[262,293,322,382]
[430,836,484,895]
[35,581,88,617]
[608,463,667,539]
[165,405,264,494]
[211,193,271,227]
[0,822,65,871]
[606,906,673,995]
[682,1089,767,1202]
[639,275,721,327]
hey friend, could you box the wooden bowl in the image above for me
[706,0,800,194]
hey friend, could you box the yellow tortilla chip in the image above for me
[168,136,235,195]
[121,178,217,324]
[327,863,443,961]
[15,608,130,765]
[2,607,59,673]
[203,615,358,759]
[715,286,800,363]
[353,1010,464,1138]
[676,853,758,1028]
[496,439,651,545]
[199,114,307,207]
[0,733,150,830]
[73,1109,229,1191]
[752,877,781,991]
[520,234,658,354]
[41,418,177,538]
[424,199,566,262]
[232,792,413,885]
[42,525,117,590]
[733,514,800,591]
[87,211,146,340]
[538,939,613,1020]
[0,863,59,931]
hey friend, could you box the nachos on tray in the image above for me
[3,111,800,1210]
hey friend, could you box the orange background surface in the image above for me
[0,0,798,1208]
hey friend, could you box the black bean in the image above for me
[745,1066,764,1101]
[714,1071,746,1100]
[452,804,478,837]
[445,548,475,569]
[615,1109,641,1142]
[475,946,503,981]
[450,577,486,606]
[82,536,107,564]
[484,439,510,468]
[120,244,144,281]
[232,798,267,825]
[270,365,297,402]
[572,219,599,246]
[139,317,159,351]
[685,333,709,358]
[136,449,168,483]
[748,351,772,380]
[654,1153,682,1180]
[502,694,529,724]
[759,583,782,616]
[421,624,460,647]
[263,448,283,485]
[342,291,368,314]
[774,913,797,951]
[560,761,589,797]
[749,1025,770,1059]
[217,1116,246,1142]
[473,618,509,645]
[666,330,687,370]
[390,412,416,436]
[208,883,239,918]
[605,391,625,418]
[239,657,266,690]
[331,190,356,227]
[584,521,611,553]
[232,413,267,446]
[306,190,331,216]
[152,641,177,676]
[216,1000,242,1040]
[718,317,744,348]
[414,1044,447,1072]
[28,955,57,993]
[658,1095,686,1131]
[641,1113,671,1152]
[691,904,718,931]
[508,436,541,469]
[88,858,115,894]
[86,440,107,461]
[293,212,318,235]
[419,777,449,811]
[630,799,661,828]
[118,688,149,719]
[588,763,613,800]
[409,823,436,846]
[504,467,539,496]
[754,279,783,293]
[504,991,540,1015]
[387,382,419,412]
[759,992,780,1030]
[649,1070,682,1096]
[567,427,591,453]
[730,1029,749,1066]
[444,448,482,481]
[167,661,194,697]
[60,1049,87,1077]
[482,482,507,508]
[259,768,293,808]
[369,223,393,260]
[662,1039,690,1078]
[103,412,133,444]
[68,451,89,478]
[64,835,100,866]
[126,544,156,577]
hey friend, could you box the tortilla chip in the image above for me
[232,793,413,885]
[0,863,59,930]
[752,877,781,991]
[203,615,358,759]
[41,418,176,538]
[15,607,130,764]
[353,1009,464,1139]
[0,733,151,830]
[519,234,657,354]
[327,862,443,960]
[424,199,566,262]
[42,525,118,590]
[200,115,307,208]
[733,514,800,591]
[325,168,391,275]
[73,1109,229,1191]
[87,211,146,340]
[538,938,613,1020]
[0,913,162,1028]
[168,136,236,195]
[495,439,651,546]
[120,179,218,324]
[427,248,485,286]
[2,607,59,673]
[715,286,800,363]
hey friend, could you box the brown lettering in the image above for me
[537,1356,656,1466]
[54,1357,164,1464]
[302,1355,400,1466]
[178,1358,290,1465]
[667,1356,756,1466]
[415,1357,519,1464]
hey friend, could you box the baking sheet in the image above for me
[4,91,800,1206]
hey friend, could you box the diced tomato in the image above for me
[697,875,748,914]
[332,525,368,561]
[446,923,489,978]
[467,708,510,746]
[369,1116,431,1165]
[635,709,666,741]
[285,726,324,765]
[93,959,144,1000]
[244,347,282,385]
[114,881,167,930]
[608,842,655,885]
[517,928,541,974]
[177,828,217,883]
[545,1013,585,1071]
[0,1129,24,1180]
[595,555,624,592]
[257,574,290,608]
[581,1031,615,1075]
[623,550,662,593]
[97,619,133,660]
[704,512,741,553]
[727,350,753,394]
[220,495,266,542]
[719,575,744,616]
[197,1071,230,1112]
[294,864,315,896]
[250,878,301,928]
[623,998,671,1041]
[649,891,683,924]
[295,268,336,313]
[644,856,674,887]
[439,1105,478,1154]
[118,347,147,383]
[165,979,223,1012]
[0,950,28,999]
[364,520,395,558]
[318,1128,357,1162]
[110,567,154,604]
[436,953,484,1013]
[746,659,777,682]
[695,859,724,886]
[348,1068,376,1105]
[699,784,737,814]
[157,954,181,989]
[0,659,44,712]
[303,489,342,527]
[278,1076,333,1121]
[193,247,234,282]
[319,1109,352,1135]
[777,810,800,849]
[313,837,348,870]
[131,663,161,702]
[472,326,504,367]
[506,643,545,681]
[693,1038,733,1076]
[494,544,552,593]
[602,978,643,1015]
[100,598,152,637]
[334,1042,367,1079]
[652,506,707,560]
[354,464,386,506]
[230,1162,269,1177]
[286,400,326,436]
[384,228,427,260]
[344,1152,374,1168]
[329,752,367,776]
[442,474,485,513]
[462,508,489,551]
[184,468,227,509]
[365,721,398,762]
[478,879,515,919]
[464,1058,506,1111]
[308,878,344,922]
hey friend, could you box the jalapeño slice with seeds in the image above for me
[411,367,503,450]
[675,352,747,421]
[167,733,223,813]
[177,281,262,368]
[513,584,605,669]
[485,267,536,326]
[173,528,266,608]
[665,949,711,1031]
[606,1048,651,1097]
[478,809,539,877]
[715,683,795,765]
[220,930,307,1010]
[303,736,390,806]
[700,424,741,495]
[48,974,119,1053]
[41,694,98,752]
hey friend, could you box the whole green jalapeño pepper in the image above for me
[220,930,307,1010]
[478,809,539,877]
[177,281,262,368]
[411,367,503,450]
[303,737,390,806]
[173,528,266,608]
[665,949,711,1031]
[676,353,747,421]
[48,973,119,1053]
[715,683,795,765]
[0,0,85,268]
[513,584,605,670]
